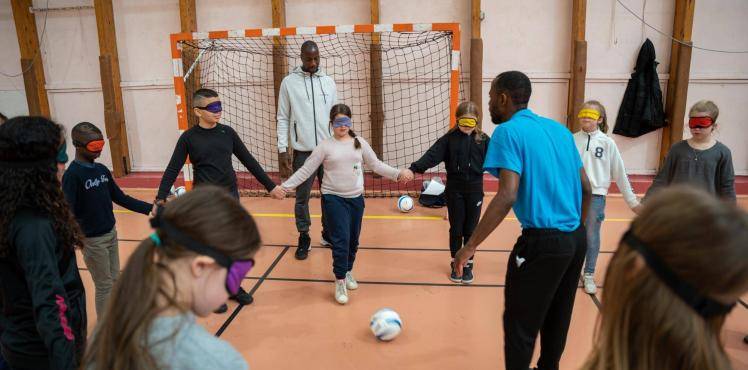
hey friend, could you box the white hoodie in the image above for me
[277,66,337,153]
[574,130,640,209]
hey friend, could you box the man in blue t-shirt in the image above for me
[455,71,592,370]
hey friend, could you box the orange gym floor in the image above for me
[78,190,748,370]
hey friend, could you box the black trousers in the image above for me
[504,226,587,370]
[446,191,484,259]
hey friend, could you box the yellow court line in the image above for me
[113,209,634,222]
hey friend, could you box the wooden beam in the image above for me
[370,0,384,158]
[659,0,695,167]
[470,0,483,126]
[179,0,197,33]
[271,0,286,112]
[272,0,289,175]
[179,0,200,128]
[566,0,587,131]
[10,0,50,117]
[93,0,131,176]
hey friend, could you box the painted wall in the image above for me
[1,0,746,174]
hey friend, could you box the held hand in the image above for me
[270,186,287,200]
[151,199,166,217]
[398,169,414,183]
[279,152,292,179]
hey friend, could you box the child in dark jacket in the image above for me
[0,116,87,370]
[405,101,489,284]
[62,122,152,316]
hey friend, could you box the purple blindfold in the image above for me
[332,116,352,128]
[150,214,254,296]
[196,101,222,113]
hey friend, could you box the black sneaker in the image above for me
[231,287,254,306]
[449,262,462,283]
[214,303,228,314]
[462,263,474,284]
[295,232,311,260]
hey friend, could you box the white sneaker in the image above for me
[335,279,348,304]
[583,273,597,294]
[345,271,358,290]
[320,236,332,247]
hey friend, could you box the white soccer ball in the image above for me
[370,308,403,341]
[174,186,187,197]
[397,195,414,213]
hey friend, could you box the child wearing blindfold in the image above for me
[0,116,87,370]
[403,101,489,284]
[83,186,258,370]
[645,100,735,202]
[62,122,153,316]
[573,101,641,294]
[280,103,412,305]
[155,88,284,311]
[580,186,748,370]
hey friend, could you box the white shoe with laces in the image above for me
[335,279,348,304]
[345,271,358,290]
[583,273,597,294]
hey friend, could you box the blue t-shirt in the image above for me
[484,109,583,232]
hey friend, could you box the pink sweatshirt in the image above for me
[282,136,400,198]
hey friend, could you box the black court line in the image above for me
[233,242,622,255]
[262,243,621,254]
[214,246,289,338]
[739,299,748,310]
[116,238,620,254]
[243,275,504,288]
[589,292,602,310]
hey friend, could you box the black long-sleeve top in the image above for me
[156,124,276,200]
[62,161,152,237]
[409,129,490,193]
[0,209,86,370]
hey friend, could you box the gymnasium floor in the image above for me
[78,190,748,370]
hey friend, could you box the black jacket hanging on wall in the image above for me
[613,38,666,137]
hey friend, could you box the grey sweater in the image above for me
[148,313,248,370]
[645,140,736,202]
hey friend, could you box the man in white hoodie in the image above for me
[277,41,337,260]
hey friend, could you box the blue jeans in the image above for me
[322,194,365,279]
[584,195,606,274]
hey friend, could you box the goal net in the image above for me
[170,24,462,197]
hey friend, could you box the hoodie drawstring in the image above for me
[304,74,310,101]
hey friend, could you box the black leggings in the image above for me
[446,191,484,259]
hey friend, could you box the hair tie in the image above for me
[149,233,162,247]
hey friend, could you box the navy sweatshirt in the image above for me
[62,161,152,238]
[156,123,276,200]
[0,209,86,370]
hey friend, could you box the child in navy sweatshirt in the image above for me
[62,122,152,315]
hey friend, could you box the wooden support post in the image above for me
[272,0,287,107]
[566,0,587,131]
[272,0,289,174]
[11,0,50,117]
[94,0,131,176]
[179,0,200,128]
[659,0,695,168]
[370,0,385,158]
[470,0,483,125]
